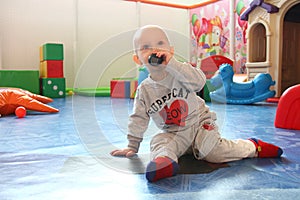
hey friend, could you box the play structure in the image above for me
[275,84,300,130]
[209,63,275,104]
[241,0,300,96]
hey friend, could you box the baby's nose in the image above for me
[152,48,159,52]
[152,47,164,54]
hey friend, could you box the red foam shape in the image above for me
[275,84,300,130]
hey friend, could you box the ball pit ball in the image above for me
[15,106,26,118]
[68,90,74,96]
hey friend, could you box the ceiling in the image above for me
[125,0,219,9]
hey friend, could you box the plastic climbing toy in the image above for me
[209,63,276,104]
[275,84,300,130]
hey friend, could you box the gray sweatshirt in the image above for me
[127,57,209,152]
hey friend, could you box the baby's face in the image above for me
[134,27,172,66]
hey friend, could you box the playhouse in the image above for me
[241,0,300,96]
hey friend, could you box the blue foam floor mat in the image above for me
[1,96,300,199]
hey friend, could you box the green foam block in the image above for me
[0,70,40,94]
[42,43,64,61]
[40,78,66,98]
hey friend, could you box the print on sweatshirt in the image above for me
[146,87,191,126]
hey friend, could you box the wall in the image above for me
[78,1,189,88]
[0,0,75,86]
[0,0,189,88]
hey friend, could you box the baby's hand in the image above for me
[110,148,136,157]
[155,48,174,65]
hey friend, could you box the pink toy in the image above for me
[275,84,300,130]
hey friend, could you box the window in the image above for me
[249,23,266,62]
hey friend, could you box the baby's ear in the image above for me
[170,46,174,56]
[133,54,142,65]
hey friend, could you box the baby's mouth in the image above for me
[148,53,165,66]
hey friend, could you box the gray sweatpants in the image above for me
[150,112,256,163]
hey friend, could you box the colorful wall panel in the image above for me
[190,0,251,74]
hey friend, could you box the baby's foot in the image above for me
[146,157,179,182]
[249,138,283,158]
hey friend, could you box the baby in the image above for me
[111,25,283,182]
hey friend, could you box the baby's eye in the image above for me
[140,45,150,51]
[158,41,164,45]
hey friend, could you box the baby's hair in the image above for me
[133,25,171,53]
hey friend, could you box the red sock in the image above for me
[146,157,179,182]
[249,138,283,158]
